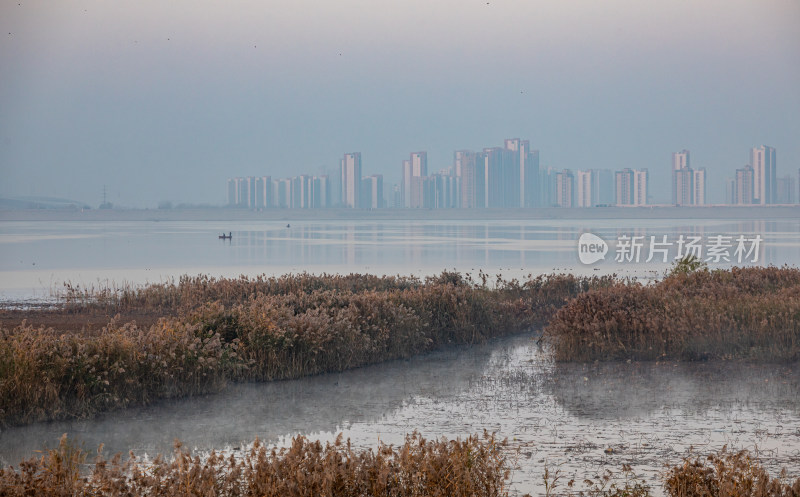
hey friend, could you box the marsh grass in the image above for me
[4,267,795,428]
[0,432,511,497]
[1,271,612,426]
[2,436,797,497]
[664,446,800,497]
[544,266,800,362]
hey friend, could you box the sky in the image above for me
[1,0,799,207]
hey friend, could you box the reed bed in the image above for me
[1,272,612,427]
[54,270,612,317]
[544,266,800,362]
[2,435,797,497]
[0,432,510,497]
[664,446,800,497]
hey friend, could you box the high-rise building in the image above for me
[724,177,736,205]
[555,169,574,208]
[674,168,693,206]
[672,150,705,206]
[455,150,473,208]
[735,165,754,205]
[457,150,485,208]
[615,168,648,206]
[245,176,258,209]
[776,175,796,204]
[503,138,539,207]
[432,173,460,208]
[615,169,634,205]
[455,139,538,208]
[291,175,315,209]
[275,178,292,208]
[576,170,593,208]
[391,184,402,208]
[313,175,330,208]
[482,147,506,208]
[228,176,273,209]
[401,160,412,207]
[227,177,244,207]
[411,151,427,177]
[361,174,383,209]
[340,152,362,208]
[692,168,706,205]
[539,167,559,207]
[634,169,648,206]
[577,169,614,207]
[402,152,428,208]
[673,150,690,171]
[751,145,777,204]
[672,150,695,205]
[528,149,541,207]
[256,176,272,208]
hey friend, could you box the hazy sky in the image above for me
[1,0,799,207]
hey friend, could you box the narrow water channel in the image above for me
[2,333,798,495]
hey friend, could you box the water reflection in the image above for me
[2,334,798,496]
[0,340,496,467]
[545,361,800,420]
[2,219,800,297]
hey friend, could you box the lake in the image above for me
[1,216,799,495]
[2,217,799,300]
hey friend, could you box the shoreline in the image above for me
[2,205,800,222]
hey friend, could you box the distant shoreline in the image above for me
[2,205,799,222]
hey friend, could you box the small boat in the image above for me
[219,232,232,240]
[286,223,291,228]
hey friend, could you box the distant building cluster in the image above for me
[227,175,332,209]
[724,146,796,205]
[672,150,706,206]
[227,141,797,209]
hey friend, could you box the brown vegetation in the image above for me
[0,271,612,427]
[0,432,510,497]
[543,266,800,362]
[2,435,797,497]
[4,266,798,429]
[664,447,800,497]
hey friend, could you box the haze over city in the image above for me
[1,0,799,208]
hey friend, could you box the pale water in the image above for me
[2,218,799,299]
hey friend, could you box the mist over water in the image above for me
[1,334,797,496]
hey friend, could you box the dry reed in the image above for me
[0,432,510,497]
[1,271,611,427]
[664,446,800,497]
[543,266,800,362]
[2,436,797,497]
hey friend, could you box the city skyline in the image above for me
[225,139,797,210]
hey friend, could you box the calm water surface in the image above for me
[2,218,799,299]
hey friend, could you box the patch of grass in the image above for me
[3,437,797,497]
[543,266,800,362]
[1,271,612,427]
[0,432,511,497]
[664,446,800,497]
